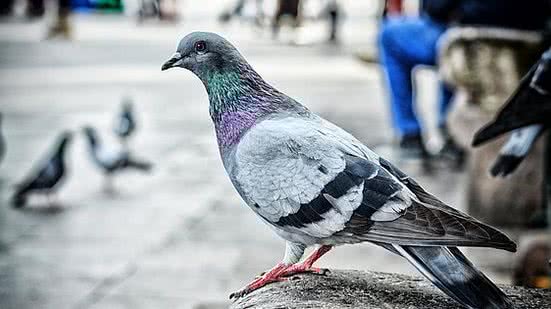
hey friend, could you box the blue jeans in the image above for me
[379,15,453,137]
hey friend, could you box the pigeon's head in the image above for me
[57,131,73,151]
[161,32,244,80]
[121,97,133,110]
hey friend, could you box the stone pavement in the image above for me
[0,2,515,309]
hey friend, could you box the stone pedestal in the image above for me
[230,270,551,309]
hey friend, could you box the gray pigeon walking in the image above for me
[83,126,151,190]
[163,32,516,308]
[114,97,136,144]
[12,131,72,208]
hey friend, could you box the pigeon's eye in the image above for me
[194,41,207,54]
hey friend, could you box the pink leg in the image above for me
[284,245,332,275]
[230,245,332,299]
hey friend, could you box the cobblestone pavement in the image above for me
[0,2,514,308]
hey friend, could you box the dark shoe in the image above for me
[399,134,428,159]
[355,49,379,64]
[437,138,466,170]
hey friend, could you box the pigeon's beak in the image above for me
[161,52,183,71]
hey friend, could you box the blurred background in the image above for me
[0,0,549,308]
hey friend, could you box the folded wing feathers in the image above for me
[235,117,515,251]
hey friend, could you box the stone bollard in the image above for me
[230,270,551,309]
[438,27,545,227]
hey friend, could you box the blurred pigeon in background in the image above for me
[0,113,5,166]
[113,97,136,145]
[83,126,151,190]
[12,131,72,208]
[163,32,516,308]
[473,47,551,177]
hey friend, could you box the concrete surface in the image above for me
[231,270,551,309]
[0,2,518,309]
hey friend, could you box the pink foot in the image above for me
[229,263,290,299]
[230,245,332,299]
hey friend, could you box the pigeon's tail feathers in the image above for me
[490,155,524,177]
[394,245,513,309]
[125,158,152,172]
[489,125,542,177]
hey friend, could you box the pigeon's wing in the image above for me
[16,155,57,192]
[473,48,551,146]
[115,111,135,137]
[234,116,515,251]
[235,117,400,238]
[338,157,516,252]
[115,117,130,136]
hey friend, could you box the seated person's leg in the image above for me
[379,24,418,136]
[379,16,446,157]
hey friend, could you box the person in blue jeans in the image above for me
[379,0,550,162]
[380,14,454,159]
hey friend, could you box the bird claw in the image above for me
[229,289,248,300]
[229,277,288,300]
[313,267,330,275]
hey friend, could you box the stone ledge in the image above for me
[230,270,550,309]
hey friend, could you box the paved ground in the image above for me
[0,2,515,309]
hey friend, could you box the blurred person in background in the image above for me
[378,0,550,163]
[272,0,301,39]
[138,0,179,22]
[0,0,74,38]
[137,0,161,21]
[323,0,340,43]
[379,0,458,161]
[219,0,264,25]
[46,0,72,39]
[159,0,179,21]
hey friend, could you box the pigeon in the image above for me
[473,47,551,177]
[0,113,5,165]
[114,97,136,143]
[83,126,151,189]
[12,131,72,208]
[162,32,516,308]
